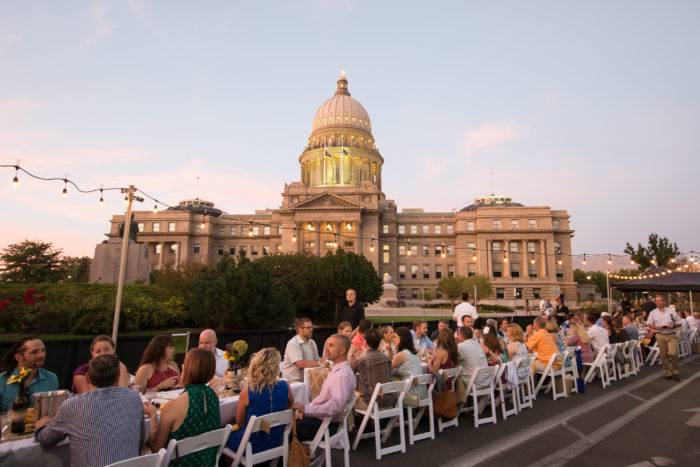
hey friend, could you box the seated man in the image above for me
[410,319,434,351]
[585,313,610,354]
[282,318,322,381]
[525,316,558,371]
[293,334,356,441]
[0,337,58,411]
[455,326,489,392]
[461,315,474,330]
[351,328,394,409]
[430,319,449,341]
[198,328,228,378]
[36,355,145,467]
[622,314,640,341]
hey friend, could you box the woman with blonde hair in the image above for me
[565,315,594,364]
[379,325,397,359]
[506,324,530,380]
[226,347,293,454]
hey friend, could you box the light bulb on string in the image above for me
[292,229,297,243]
[12,166,19,188]
[153,204,158,214]
[441,242,446,259]
[503,255,508,263]
[369,235,375,253]
[61,179,68,198]
[630,259,635,266]
[472,251,477,261]
[407,239,412,256]
[607,254,612,265]
[586,275,592,280]
[123,195,129,205]
[98,188,104,207]
[670,258,676,264]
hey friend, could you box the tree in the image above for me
[60,256,92,283]
[464,275,493,303]
[0,240,64,283]
[624,233,680,268]
[438,276,466,304]
[573,269,609,298]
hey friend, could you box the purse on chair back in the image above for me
[288,410,310,467]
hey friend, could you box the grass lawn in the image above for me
[367,316,450,324]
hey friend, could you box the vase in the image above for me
[10,381,29,434]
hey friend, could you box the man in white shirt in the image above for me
[198,329,227,378]
[646,295,681,381]
[454,293,478,327]
[282,318,321,381]
[585,313,609,354]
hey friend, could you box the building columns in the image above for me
[158,242,165,271]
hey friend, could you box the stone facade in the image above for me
[95,73,576,300]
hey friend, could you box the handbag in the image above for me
[288,410,310,467]
[433,388,458,419]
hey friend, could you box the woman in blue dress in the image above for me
[227,347,294,454]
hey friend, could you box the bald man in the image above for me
[199,329,227,378]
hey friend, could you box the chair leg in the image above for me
[373,417,382,460]
[352,411,371,450]
[406,407,415,445]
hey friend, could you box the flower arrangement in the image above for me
[6,366,30,385]
[224,340,248,365]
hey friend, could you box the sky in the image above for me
[1,1,699,260]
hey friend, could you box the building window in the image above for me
[170,244,177,253]
[434,225,442,234]
[435,289,443,299]
[398,245,406,256]
[554,241,562,254]
[324,241,335,249]
[467,221,475,232]
[423,265,430,279]
[239,246,247,257]
[278,225,283,235]
[251,246,259,256]
[193,243,200,254]
[152,222,160,232]
[168,222,176,232]
[493,262,502,278]
[515,288,523,299]
[155,244,162,254]
[303,241,315,250]
[399,265,406,280]
[434,245,443,256]
[493,219,502,230]
[263,246,270,256]
[527,241,536,253]
[240,226,247,235]
[411,289,419,299]
[398,225,406,235]
[218,226,226,235]
[447,265,455,277]
[528,265,538,278]
[511,262,520,277]
[230,226,236,235]
[492,242,501,252]
[467,242,476,251]
[422,245,430,256]
[496,288,505,299]
[468,263,476,276]
[344,241,354,248]
[137,222,144,232]
[446,224,454,234]
[382,224,389,234]
[411,265,418,279]
[509,241,519,253]
[229,246,235,256]
[251,226,260,236]
[528,219,537,229]
[410,225,418,235]
[410,245,418,256]
[511,219,520,229]
[217,246,224,256]
[276,244,282,252]
[447,245,455,256]
[382,244,390,264]
[532,288,542,299]
[263,226,270,236]
[422,225,429,234]
[553,220,560,230]
[435,265,442,279]
[556,271,564,278]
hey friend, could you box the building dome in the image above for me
[311,71,372,133]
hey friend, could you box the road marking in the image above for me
[441,355,699,467]
[526,371,700,467]
[625,392,648,403]
[561,422,586,439]
[682,407,700,427]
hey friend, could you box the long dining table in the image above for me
[0,381,308,467]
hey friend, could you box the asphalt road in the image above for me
[339,354,700,467]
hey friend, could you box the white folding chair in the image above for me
[105,449,166,467]
[404,373,435,444]
[353,381,407,459]
[604,344,619,382]
[616,341,633,379]
[163,424,231,467]
[540,351,574,400]
[466,366,498,427]
[645,342,661,366]
[679,329,691,358]
[307,393,358,467]
[495,363,518,419]
[437,367,461,432]
[583,345,610,388]
[632,339,644,371]
[222,409,293,467]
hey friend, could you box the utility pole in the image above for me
[606,270,612,314]
[112,185,137,347]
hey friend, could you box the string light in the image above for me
[530,252,536,265]
[292,228,297,243]
[407,239,412,256]
[123,195,128,205]
[61,179,68,198]
[369,235,375,253]
[441,242,446,259]
[503,255,508,263]
[582,254,587,266]
[248,221,254,237]
[12,165,19,188]
[98,188,104,207]
[472,250,477,261]
[630,259,635,266]
[152,204,158,214]
[607,254,612,265]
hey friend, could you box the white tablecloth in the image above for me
[0,381,308,467]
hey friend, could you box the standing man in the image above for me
[336,288,365,333]
[453,293,478,327]
[198,329,227,378]
[282,318,322,381]
[646,295,682,381]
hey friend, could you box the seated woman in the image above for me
[337,321,353,338]
[348,319,373,365]
[227,348,293,454]
[481,326,505,366]
[134,335,180,393]
[146,348,221,467]
[391,327,427,403]
[72,335,130,393]
[565,320,594,364]
[545,321,566,352]
[429,328,460,373]
[506,324,530,380]
[379,325,397,359]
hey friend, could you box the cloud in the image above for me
[128,0,164,39]
[85,1,116,44]
[463,123,520,153]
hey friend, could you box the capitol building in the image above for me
[93,72,577,302]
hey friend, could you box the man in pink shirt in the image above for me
[293,334,356,441]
